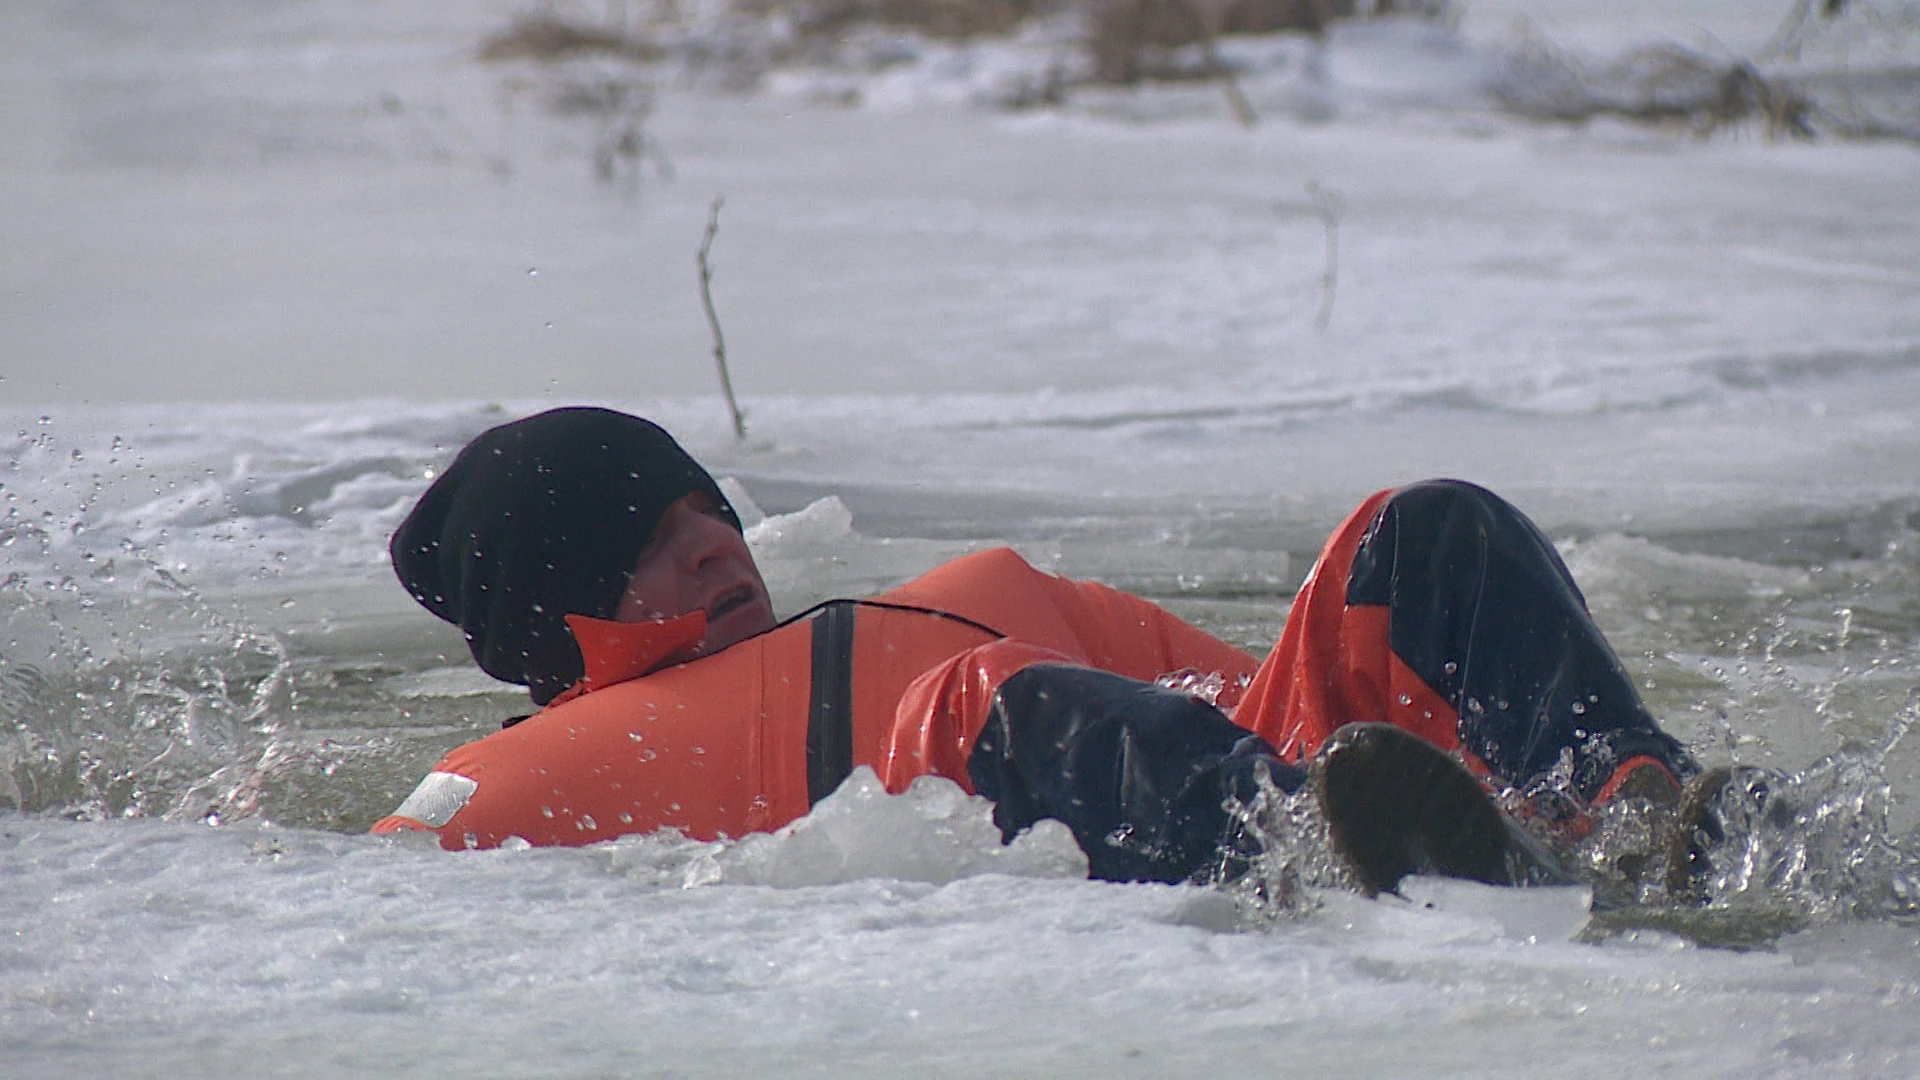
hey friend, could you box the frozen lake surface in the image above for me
[3,0,1920,1075]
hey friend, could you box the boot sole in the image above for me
[1313,722,1575,896]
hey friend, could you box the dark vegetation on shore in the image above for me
[479,0,1917,141]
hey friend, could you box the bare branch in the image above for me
[1306,180,1340,331]
[697,194,747,441]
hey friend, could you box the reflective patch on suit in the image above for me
[391,771,478,828]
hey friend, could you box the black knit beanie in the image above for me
[390,407,740,705]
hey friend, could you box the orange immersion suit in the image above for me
[376,481,1691,880]
[373,546,1260,850]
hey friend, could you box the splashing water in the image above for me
[1666,568,1920,930]
[1213,581,1920,949]
[1693,725,1920,922]
[1571,746,1920,949]
[1211,768,1357,927]
[1484,691,1920,947]
[0,554,295,825]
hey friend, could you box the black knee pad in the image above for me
[969,664,1302,883]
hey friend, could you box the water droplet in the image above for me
[526,267,539,277]
[1396,693,1412,707]
[1443,661,1458,676]
[578,814,597,831]
[540,805,554,818]
[1570,701,1586,715]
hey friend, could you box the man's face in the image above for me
[614,492,776,655]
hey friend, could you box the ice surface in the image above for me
[691,767,1090,888]
[4,808,1917,1077]
[4,0,1920,1074]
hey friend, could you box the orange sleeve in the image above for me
[878,640,1079,794]
[871,547,1263,792]
[1039,574,1261,711]
[878,546,1261,714]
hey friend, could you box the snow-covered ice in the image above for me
[4,0,1920,1075]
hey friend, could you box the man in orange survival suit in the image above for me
[382,407,1694,886]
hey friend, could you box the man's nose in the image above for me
[679,509,737,571]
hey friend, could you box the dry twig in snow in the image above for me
[697,195,748,441]
[1307,181,1340,331]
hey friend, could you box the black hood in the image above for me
[390,407,740,705]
